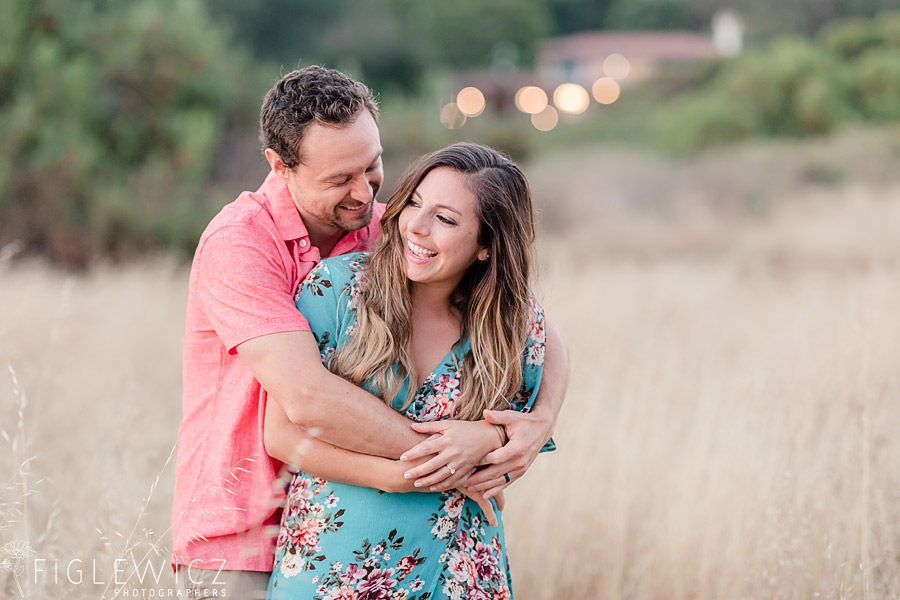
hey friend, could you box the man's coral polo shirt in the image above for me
[172,170,385,571]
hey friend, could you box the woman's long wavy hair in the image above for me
[330,142,536,420]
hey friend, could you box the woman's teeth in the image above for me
[408,241,436,259]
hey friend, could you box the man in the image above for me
[171,66,567,598]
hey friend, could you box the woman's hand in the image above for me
[399,419,505,491]
[378,454,435,493]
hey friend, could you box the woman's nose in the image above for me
[407,211,429,235]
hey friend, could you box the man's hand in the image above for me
[458,488,504,528]
[464,408,554,499]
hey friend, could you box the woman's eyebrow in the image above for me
[434,204,462,216]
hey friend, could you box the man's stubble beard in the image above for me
[333,199,376,233]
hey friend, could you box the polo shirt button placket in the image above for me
[299,239,308,248]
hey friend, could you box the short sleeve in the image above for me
[294,254,364,364]
[194,226,310,353]
[510,292,556,453]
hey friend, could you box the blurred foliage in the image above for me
[4,0,900,264]
[606,0,705,30]
[0,0,257,265]
[207,0,552,98]
[649,14,900,153]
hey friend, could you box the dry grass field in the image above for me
[2,130,900,599]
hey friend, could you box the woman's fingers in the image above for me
[414,465,470,492]
[410,421,450,434]
[400,433,444,463]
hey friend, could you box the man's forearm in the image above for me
[273,370,427,459]
[265,398,414,491]
[238,331,426,459]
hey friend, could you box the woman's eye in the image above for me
[437,215,457,226]
[406,197,420,207]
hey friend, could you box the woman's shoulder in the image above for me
[317,252,369,278]
[306,252,367,283]
[297,252,369,303]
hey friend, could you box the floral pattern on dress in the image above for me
[404,369,462,422]
[271,253,551,600]
[427,492,512,600]
[276,476,346,578]
[307,531,429,600]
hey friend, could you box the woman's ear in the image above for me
[477,248,490,261]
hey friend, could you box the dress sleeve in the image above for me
[511,292,556,453]
[294,256,359,365]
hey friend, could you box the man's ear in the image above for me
[264,148,290,180]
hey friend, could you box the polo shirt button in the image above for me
[300,239,308,248]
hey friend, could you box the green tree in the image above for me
[207,0,553,93]
[427,0,552,68]
[0,0,255,264]
[546,0,614,34]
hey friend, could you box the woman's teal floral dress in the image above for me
[268,253,554,600]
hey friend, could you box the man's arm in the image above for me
[263,390,502,526]
[238,330,427,459]
[263,390,416,491]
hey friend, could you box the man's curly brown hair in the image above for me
[259,66,378,169]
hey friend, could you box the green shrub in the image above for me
[820,17,885,59]
[655,91,760,153]
[852,48,900,120]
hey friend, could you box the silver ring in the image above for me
[447,466,456,475]
[503,473,510,483]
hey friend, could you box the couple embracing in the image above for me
[171,66,568,600]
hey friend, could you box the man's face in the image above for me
[284,111,384,237]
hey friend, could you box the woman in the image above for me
[266,143,553,599]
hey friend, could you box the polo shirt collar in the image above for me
[258,169,368,254]
[259,170,309,243]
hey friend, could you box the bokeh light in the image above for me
[440,103,466,129]
[514,86,549,115]
[456,87,486,117]
[603,53,631,80]
[592,77,621,105]
[531,105,559,131]
[552,83,590,115]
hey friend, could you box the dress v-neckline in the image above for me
[414,339,466,391]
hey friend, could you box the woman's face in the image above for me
[398,167,489,293]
